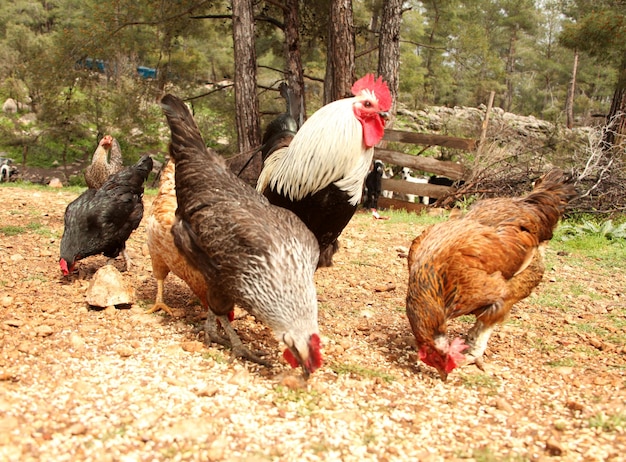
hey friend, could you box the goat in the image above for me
[401,167,429,204]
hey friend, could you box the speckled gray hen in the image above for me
[160,94,322,377]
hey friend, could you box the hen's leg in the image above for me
[464,321,495,370]
[215,314,272,367]
[121,247,133,272]
[203,309,231,347]
[145,279,174,315]
[465,299,505,370]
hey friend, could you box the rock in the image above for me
[1,295,13,308]
[48,178,63,188]
[35,325,54,337]
[85,265,135,308]
[2,98,17,114]
[181,341,204,353]
[545,437,565,456]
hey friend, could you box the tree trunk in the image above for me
[231,0,261,183]
[603,51,626,150]
[324,0,355,104]
[504,29,518,113]
[377,0,402,117]
[566,51,579,129]
[283,0,306,126]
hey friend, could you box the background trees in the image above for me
[0,0,622,171]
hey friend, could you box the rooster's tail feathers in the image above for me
[524,168,578,241]
[161,94,209,162]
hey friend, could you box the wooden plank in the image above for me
[375,148,465,180]
[383,129,477,151]
[377,196,426,213]
[382,178,453,198]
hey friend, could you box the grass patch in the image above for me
[470,447,526,462]
[532,337,556,352]
[330,362,396,383]
[202,350,228,364]
[545,358,578,367]
[273,386,322,417]
[0,225,26,236]
[460,373,501,391]
[588,412,626,432]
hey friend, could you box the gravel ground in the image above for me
[0,185,625,461]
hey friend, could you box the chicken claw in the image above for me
[145,301,174,316]
[145,279,175,315]
[202,310,272,367]
[463,353,486,371]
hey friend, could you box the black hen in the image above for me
[59,155,153,276]
[160,94,322,377]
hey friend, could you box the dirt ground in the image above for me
[0,184,624,462]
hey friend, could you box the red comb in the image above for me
[351,74,392,112]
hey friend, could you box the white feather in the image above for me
[257,97,371,206]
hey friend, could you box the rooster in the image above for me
[84,135,124,189]
[161,94,322,377]
[257,74,392,267]
[144,159,234,323]
[405,169,577,380]
[59,155,153,276]
[260,82,299,162]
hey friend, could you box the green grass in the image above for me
[588,412,626,432]
[545,358,578,368]
[329,362,396,383]
[273,386,322,417]
[460,373,501,391]
[0,225,26,236]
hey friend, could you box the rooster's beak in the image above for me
[379,111,390,121]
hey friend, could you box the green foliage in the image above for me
[0,225,26,236]
[588,412,626,432]
[329,362,396,383]
[558,220,626,241]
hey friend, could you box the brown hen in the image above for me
[84,135,124,189]
[406,169,577,380]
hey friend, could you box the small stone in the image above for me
[566,400,584,412]
[545,438,565,456]
[116,346,134,358]
[280,375,307,390]
[3,318,22,327]
[181,341,204,353]
[196,385,219,397]
[35,325,54,337]
[1,295,14,308]
[9,254,24,262]
[494,397,514,413]
[69,333,85,351]
[67,423,87,435]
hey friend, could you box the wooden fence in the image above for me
[373,129,476,212]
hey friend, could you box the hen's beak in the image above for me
[437,369,448,382]
[288,346,311,380]
[379,111,390,121]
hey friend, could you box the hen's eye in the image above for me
[364,101,372,108]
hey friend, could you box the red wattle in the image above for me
[283,349,299,368]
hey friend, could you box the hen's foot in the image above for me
[216,314,272,367]
[202,309,230,346]
[145,301,174,316]
[463,353,486,371]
